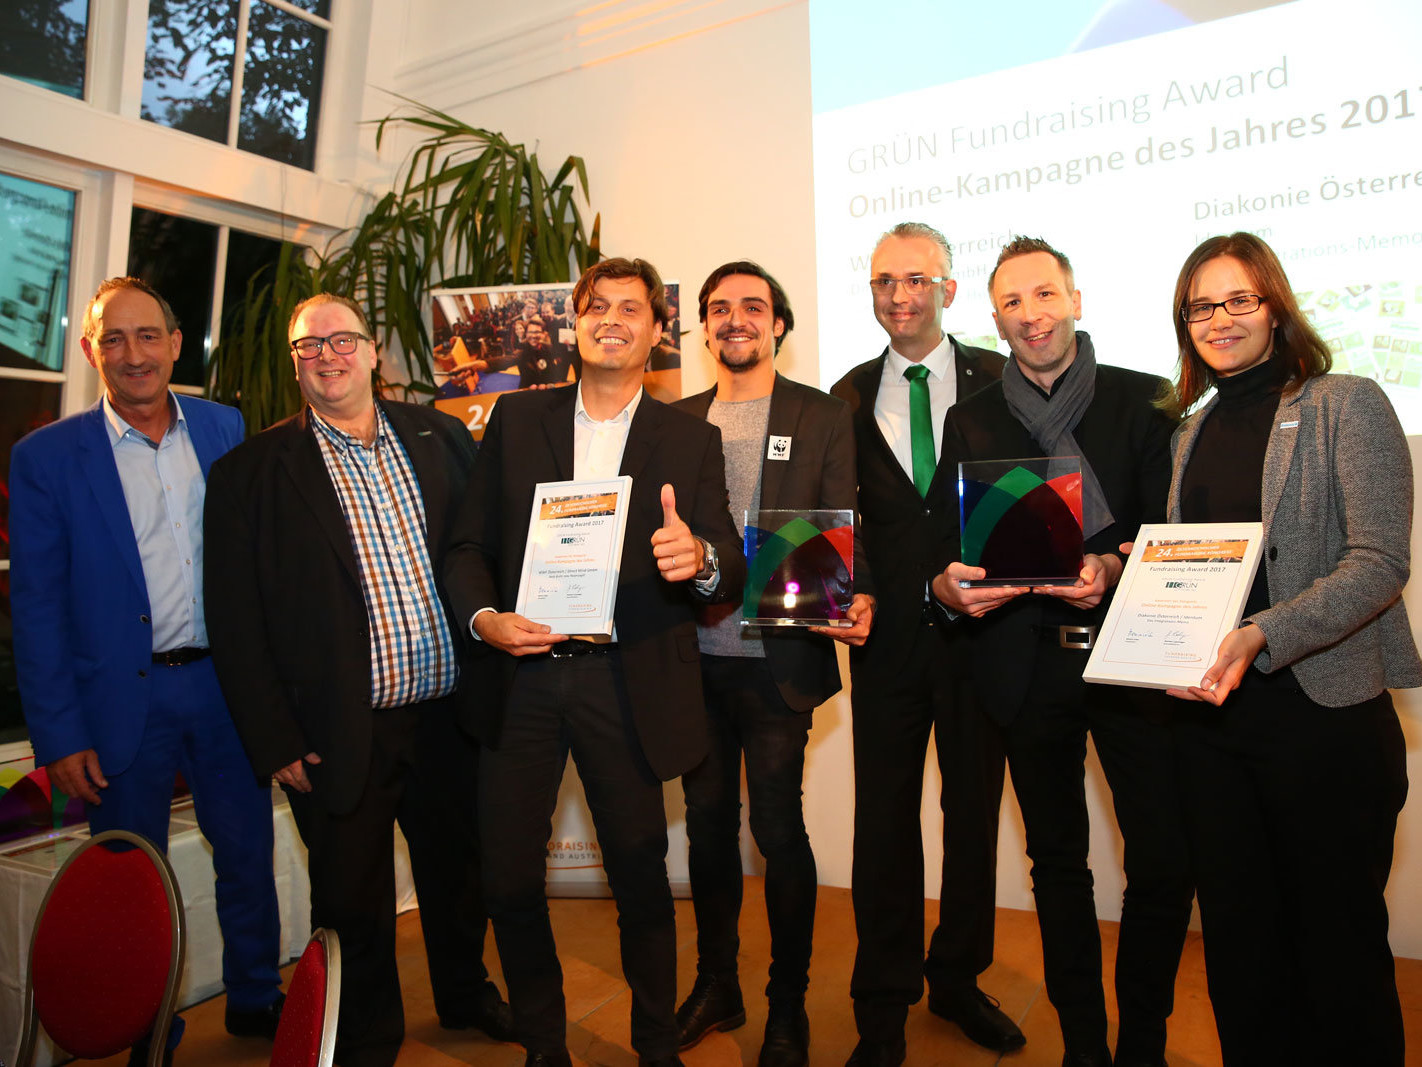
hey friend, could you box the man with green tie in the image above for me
[829,222,1015,1066]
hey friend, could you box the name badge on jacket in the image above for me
[768,435,792,461]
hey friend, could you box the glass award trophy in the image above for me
[959,457,1084,586]
[741,509,854,627]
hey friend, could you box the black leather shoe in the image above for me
[225,992,285,1039]
[524,1052,572,1067]
[927,984,1025,1052]
[1062,1050,1112,1067]
[759,1000,809,1066]
[440,981,517,1041]
[845,1035,907,1066]
[1113,1056,1167,1067]
[675,973,746,1049]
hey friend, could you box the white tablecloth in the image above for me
[0,790,312,1067]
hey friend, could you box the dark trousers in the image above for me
[683,654,816,1003]
[1002,647,1193,1059]
[286,695,492,1067]
[1174,687,1407,1067]
[479,652,679,1060]
[849,615,1006,1039]
[89,656,282,1051]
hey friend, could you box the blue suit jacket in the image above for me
[10,396,245,775]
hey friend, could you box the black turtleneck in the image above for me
[1179,358,1277,528]
[1179,358,1296,688]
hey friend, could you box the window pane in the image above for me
[281,0,331,17]
[0,378,63,565]
[239,1,327,169]
[127,208,218,389]
[222,228,288,325]
[0,0,87,99]
[141,0,236,146]
[0,379,63,745]
[0,174,74,373]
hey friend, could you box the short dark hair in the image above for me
[83,276,179,340]
[1167,232,1330,414]
[987,236,1075,301]
[288,293,375,340]
[698,260,794,353]
[572,258,671,325]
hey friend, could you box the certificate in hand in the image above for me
[515,476,632,637]
[1083,522,1264,689]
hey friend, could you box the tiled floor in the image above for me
[95,879,1422,1065]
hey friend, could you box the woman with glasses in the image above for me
[1161,231,1418,1065]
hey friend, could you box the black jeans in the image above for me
[479,652,679,1060]
[1174,686,1407,1067]
[1002,647,1193,1060]
[683,654,816,1003]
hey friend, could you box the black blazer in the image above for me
[938,362,1176,723]
[204,400,478,815]
[674,373,859,712]
[831,337,1006,681]
[442,385,745,781]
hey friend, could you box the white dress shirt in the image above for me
[574,383,643,478]
[873,333,957,480]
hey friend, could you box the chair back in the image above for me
[14,829,185,1067]
[270,927,341,1067]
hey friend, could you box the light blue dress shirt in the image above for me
[103,394,207,652]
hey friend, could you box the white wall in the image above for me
[370,0,1422,958]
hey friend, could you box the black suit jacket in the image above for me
[443,385,745,781]
[831,337,1006,681]
[938,360,1176,724]
[674,373,859,712]
[204,400,479,815]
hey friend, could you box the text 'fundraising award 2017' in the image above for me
[1083,522,1265,690]
[515,476,632,638]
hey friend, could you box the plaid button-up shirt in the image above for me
[310,407,458,708]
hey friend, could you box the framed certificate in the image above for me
[741,509,854,627]
[514,476,632,637]
[1083,522,1265,689]
[959,456,1083,586]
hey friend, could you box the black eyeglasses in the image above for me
[1180,294,1263,323]
[868,275,946,294]
[290,332,370,359]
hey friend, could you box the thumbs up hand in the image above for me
[651,483,704,583]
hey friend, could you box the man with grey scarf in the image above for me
[931,237,1193,1067]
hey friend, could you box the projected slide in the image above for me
[810,0,1422,430]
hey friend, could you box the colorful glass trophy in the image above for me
[741,509,854,627]
[958,457,1084,586]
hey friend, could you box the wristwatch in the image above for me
[694,536,718,582]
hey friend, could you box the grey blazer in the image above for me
[1168,373,1422,706]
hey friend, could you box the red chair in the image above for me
[270,927,341,1067]
[14,829,186,1067]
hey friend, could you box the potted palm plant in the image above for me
[210,98,600,432]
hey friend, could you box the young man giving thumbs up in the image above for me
[444,257,745,1067]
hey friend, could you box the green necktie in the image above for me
[904,363,934,497]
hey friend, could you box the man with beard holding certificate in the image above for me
[443,257,745,1067]
[931,237,1192,1067]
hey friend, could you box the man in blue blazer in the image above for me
[9,277,285,1056]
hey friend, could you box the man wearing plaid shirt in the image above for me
[204,294,512,1067]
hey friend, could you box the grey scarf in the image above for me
[999,330,1115,538]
